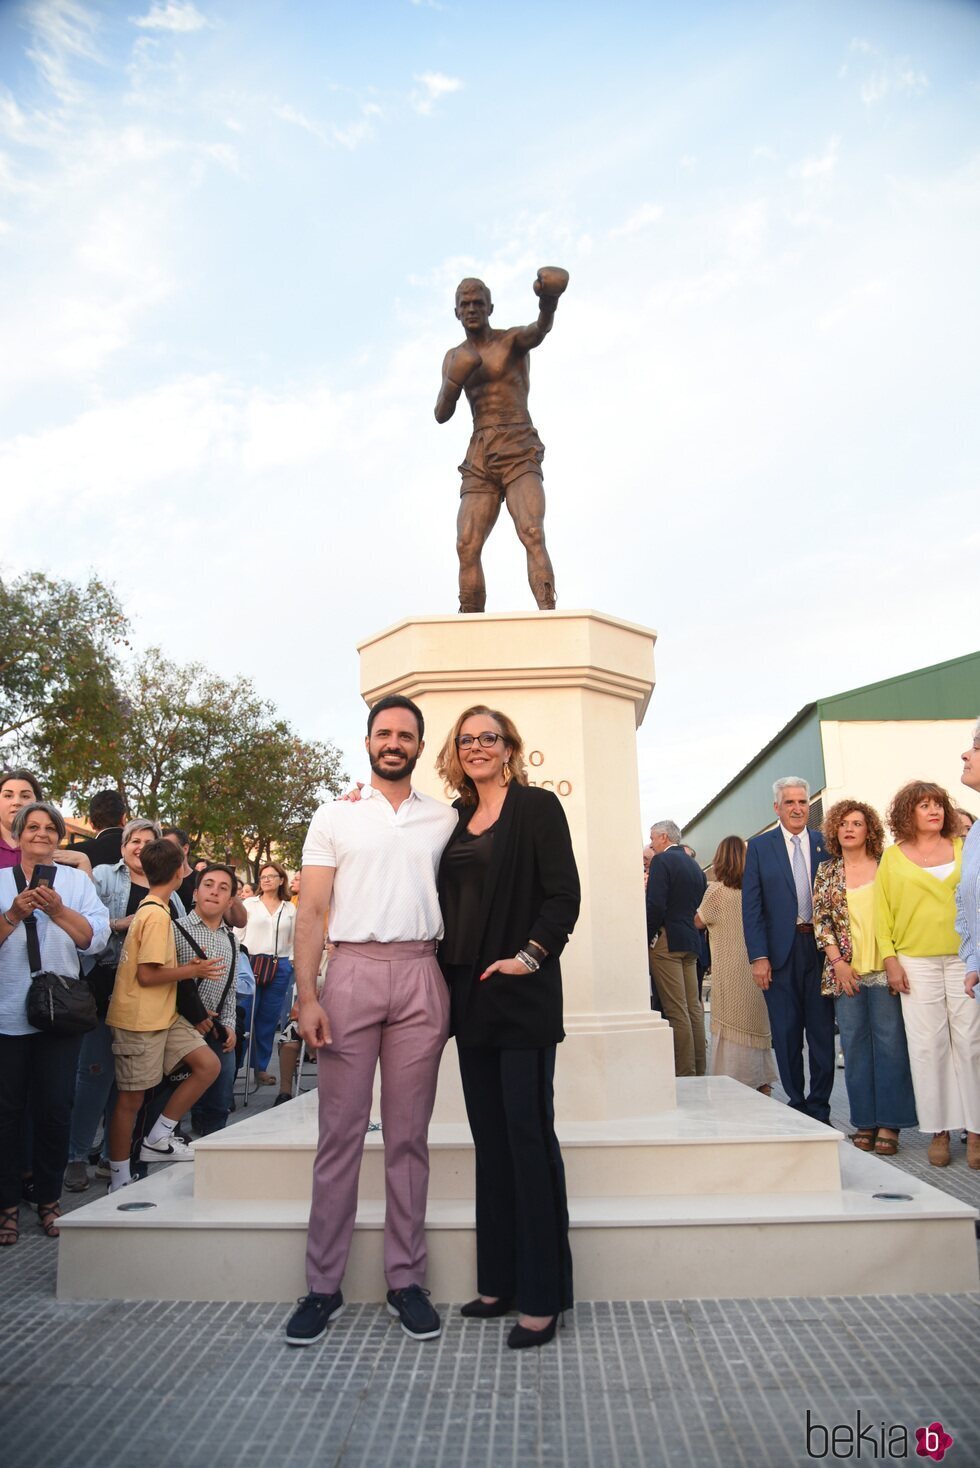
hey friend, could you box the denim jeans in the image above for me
[192,1046,236,1134]
[252,959,293,1072]
[68,1019,116,1162]
[835,983,918,1130]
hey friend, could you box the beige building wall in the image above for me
[819,719,980,826]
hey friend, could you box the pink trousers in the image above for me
[305,940,450,1294]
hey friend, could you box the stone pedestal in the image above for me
[56,610,980,1305]
[357,610,676,1120]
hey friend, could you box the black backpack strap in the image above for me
[13,867,43,976]
[172,918,207,961]
[174,916,237,1015]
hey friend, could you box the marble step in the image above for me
[192,1078,845,1201]
[56,1146,979,1303]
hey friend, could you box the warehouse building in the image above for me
[682,651,980,861]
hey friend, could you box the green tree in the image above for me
[105,648,345,871]
[0,571,128,799]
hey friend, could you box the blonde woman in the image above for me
[435,705,580,1350]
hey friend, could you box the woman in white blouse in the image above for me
[0,802,109,1243]
[242,861,296,1085]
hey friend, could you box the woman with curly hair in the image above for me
[813,801,916,1155]
[875,781,980,1167]
[695,836,777,1095]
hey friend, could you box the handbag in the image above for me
[250,905,284,987]
[86,960,117,1021]
[15,868,97,1037]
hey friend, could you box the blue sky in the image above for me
[1,0,978,832]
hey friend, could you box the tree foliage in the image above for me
[0,570,128,799]
[2,572,346,872]
[112,649,346,876]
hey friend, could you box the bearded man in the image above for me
[284,695,458,1347]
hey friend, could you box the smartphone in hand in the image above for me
[29,865,58,889]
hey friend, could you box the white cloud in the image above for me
[272,102,329,145]
[272,100,377,151]
[609,202,663,239]
[26,0,103,105]
[860,63,928,108]
[131,2,212,32]
[839,38,928,107]
[411,71,463,115]
[791,133,841,180]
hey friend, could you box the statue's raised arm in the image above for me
[513,267,570,353]
[435,269,569,614]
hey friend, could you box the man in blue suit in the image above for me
[647,820,708,1076]
[742,777,835,1122]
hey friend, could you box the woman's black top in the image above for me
[438,781,580,1050]
[438,826,495,966]
[125,881,147,917]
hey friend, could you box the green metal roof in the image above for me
[681,650,979,849]
[817,649,980,722]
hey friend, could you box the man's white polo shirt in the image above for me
[302,785,459,942]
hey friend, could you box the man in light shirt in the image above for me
[742,777,833,1122]
[283,695,458,1348]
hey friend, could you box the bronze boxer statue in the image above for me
[435,268,569,613]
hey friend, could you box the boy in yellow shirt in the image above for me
[106,838,224,1191]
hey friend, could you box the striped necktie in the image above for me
[792,834,812,922]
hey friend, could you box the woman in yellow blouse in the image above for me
[875,781,980,1168]
[813,801,916,1156]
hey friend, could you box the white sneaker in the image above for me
[139,1134,195,1163]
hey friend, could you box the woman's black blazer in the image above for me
[439,780,580,1050]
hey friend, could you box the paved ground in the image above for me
[1,1050,978,1468]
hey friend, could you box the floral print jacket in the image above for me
[812,857,849,996]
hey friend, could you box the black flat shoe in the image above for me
[507,1314,561,1349]
[460,1296,514,1319]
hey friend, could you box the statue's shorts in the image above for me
[458,422,545,496]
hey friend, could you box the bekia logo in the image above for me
[914,1423,954,1462]
[805,1409,955,1460]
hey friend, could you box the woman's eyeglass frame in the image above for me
[455,732,505,750]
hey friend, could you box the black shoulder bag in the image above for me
[14,868,98,1037]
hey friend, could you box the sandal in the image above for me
[37,1203,62,1238]
[0,1205,18,1246]
[874,1136,899,1156]
[852,1128,877,1151]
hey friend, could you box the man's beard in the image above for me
[370,749,420,783]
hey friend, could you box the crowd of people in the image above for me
[644,721,980,1172]
[0,772,310,1243]
[0,707,977,1358]
[0,693,581,1354]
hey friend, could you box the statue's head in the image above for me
[455,277,493,327]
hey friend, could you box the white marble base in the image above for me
[192,1079,845,1201]
[56,1079,979,1303]
[56,1146,979,1302]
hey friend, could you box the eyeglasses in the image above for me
[455,732,504,750]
